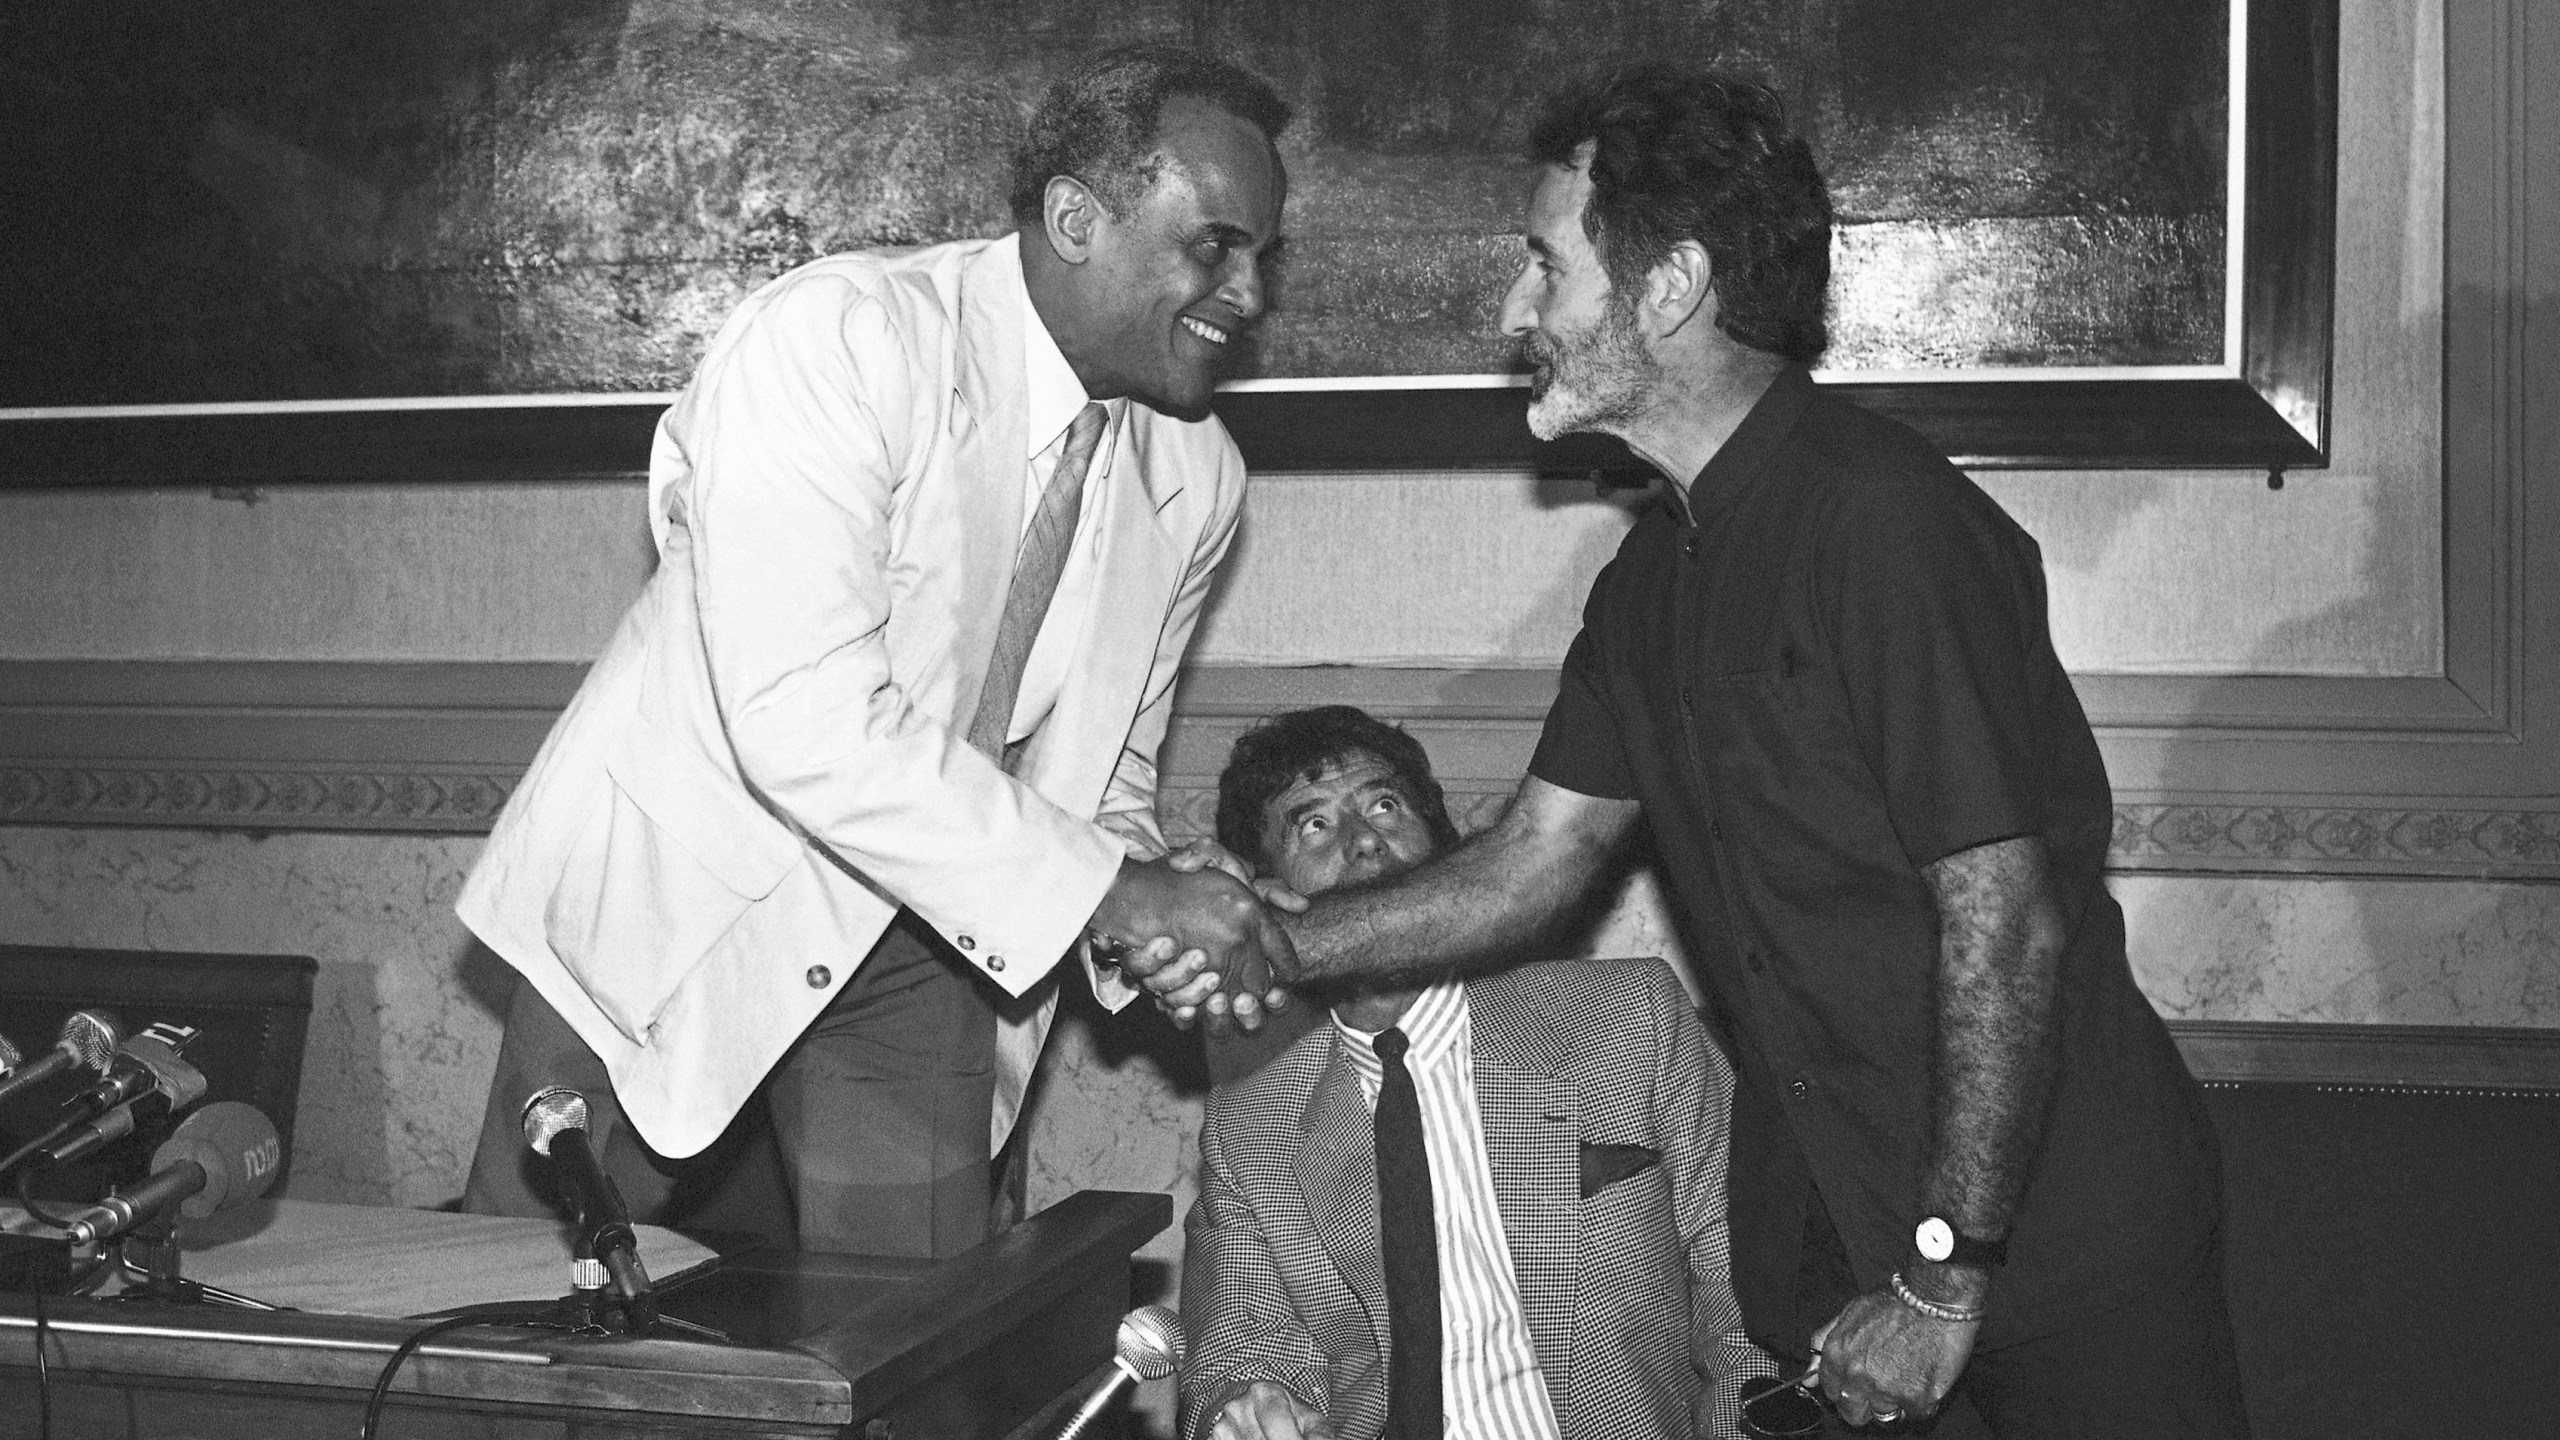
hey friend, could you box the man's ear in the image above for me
[1041,174,1107,265]
[1645,240,1714,338]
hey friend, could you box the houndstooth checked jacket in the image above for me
[1179,958,1772,1440]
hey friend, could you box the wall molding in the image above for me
[2166,1019,2560,1092]
[6,660,2560,878]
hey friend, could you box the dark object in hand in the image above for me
[1741,1375,1826,1439]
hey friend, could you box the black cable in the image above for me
[358,1313,488,1440]
[13,1162,86,1230]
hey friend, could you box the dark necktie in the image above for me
[1374,1025,1442,1439]
[966,401,1107,762]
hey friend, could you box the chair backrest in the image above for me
[0,945,316,1198]
[2201,1080,2560,1440]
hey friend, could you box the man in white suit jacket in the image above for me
[459,45,1296,1256]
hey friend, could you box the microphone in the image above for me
[0,1010,122,1107]
[0,1030,22,1078]
[1054,1305,1184,1440]
[520,1087,653,1307]
[40,1033,209,1164]
[63,1101,281,1247]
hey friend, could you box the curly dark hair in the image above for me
[1214,706,1460,872]
[1009,43,1291,228]
[1528,65,1832,364]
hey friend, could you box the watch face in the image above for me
[1916,1216,1956,1262]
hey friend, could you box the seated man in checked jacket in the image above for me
[1177,706,1773,1440]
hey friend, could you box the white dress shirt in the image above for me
[1337,981,1566,1440]
[1007,277,1126,750]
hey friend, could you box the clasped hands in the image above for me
[1089,841,1303,1029]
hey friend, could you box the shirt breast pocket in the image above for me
[1705,660,1833,758]
[1702,655,1876,886]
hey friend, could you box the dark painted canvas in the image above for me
[1,0,2227,406]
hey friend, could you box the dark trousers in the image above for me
[461,911,999,1258]
[1734,1079,2249,1440]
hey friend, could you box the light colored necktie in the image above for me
[967,401,1108,762]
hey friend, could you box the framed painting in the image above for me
[0,0,2331,487]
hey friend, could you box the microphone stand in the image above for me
[107,1214,279,1309]
[411,1234,724,1342]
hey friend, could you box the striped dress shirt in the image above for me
[1336,982,1564,1440]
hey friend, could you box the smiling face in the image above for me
[1063,97,1286,415]
[1257,750,1443,900]
[1499,147,1656,441]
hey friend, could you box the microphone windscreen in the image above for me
[1115,1304,1184,1380]
[520,1087,591,1156]
[62,1010,122,1071]
[0,1031,19,1074]
[151,1100,282,1219]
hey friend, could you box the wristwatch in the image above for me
[1914,1215,2008,1269]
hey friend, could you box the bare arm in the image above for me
[1916,832,2067,1289]
[1810,832,2068,1425]
[1276,775,1642,991]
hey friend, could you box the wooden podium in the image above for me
[0,1189,1169,1440]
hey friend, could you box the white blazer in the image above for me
[459,234,1246,1158]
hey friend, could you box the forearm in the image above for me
[1281,777,1637,990]
[1913,835,2067,1302]
[1181,1135,1334,1437]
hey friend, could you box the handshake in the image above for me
[1086,841,1307,1030]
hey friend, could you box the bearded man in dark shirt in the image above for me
[1131,66,2246,1439]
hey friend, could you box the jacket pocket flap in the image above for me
[605,724,803,900]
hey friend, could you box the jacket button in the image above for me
[1747,950,1767,973]
[805,965,831,989]
[956,934,976,952]
[1682,535,1701,559]
[1789,1079,1810,1099]
[987,955,1006,973]
[1709,819,1725,841]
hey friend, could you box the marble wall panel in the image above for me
[0,826,501,1210]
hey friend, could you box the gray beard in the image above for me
[1523,306,1651,441]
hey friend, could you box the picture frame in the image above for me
[0,1,2331,489]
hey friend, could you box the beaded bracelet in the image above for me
[1890,1271,1986,1324]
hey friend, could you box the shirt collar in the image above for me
[1011,231,1125,459]
[1673,364,1817,527]
[1334,978,1469,1096]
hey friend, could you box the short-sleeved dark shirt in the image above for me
[1530,368,2218,1344]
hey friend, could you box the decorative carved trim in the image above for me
[0,764,512,833]
[2109,801,2560,876]
[2166,1020,2560,1093]
[18,759,2547,879]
